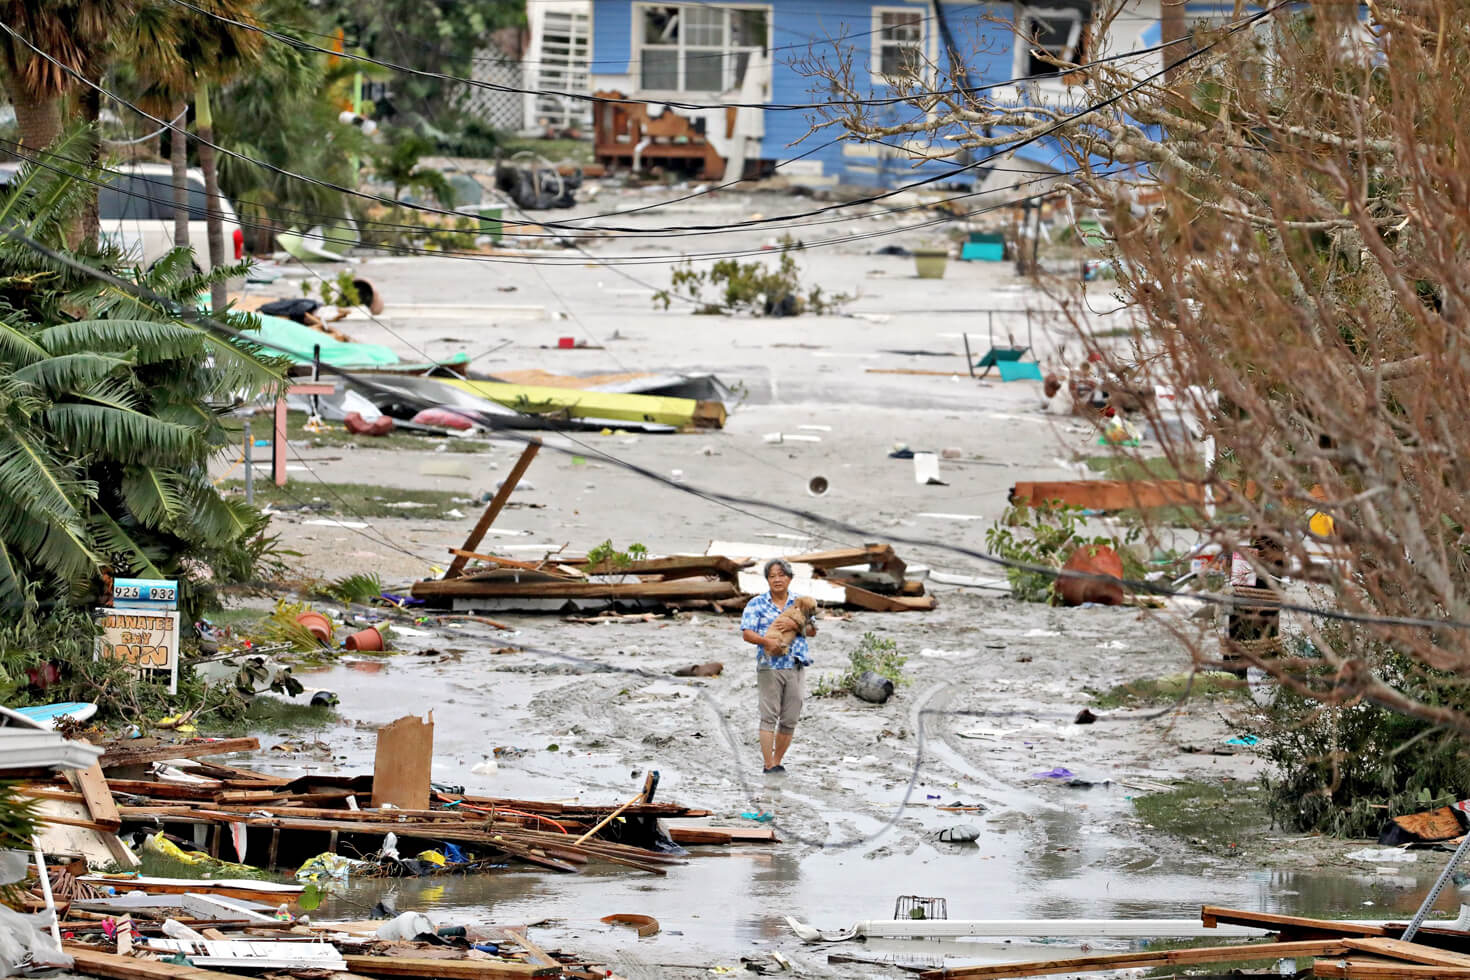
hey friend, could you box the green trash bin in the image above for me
[459,205,504,243]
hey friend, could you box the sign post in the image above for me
[95,578,180,694]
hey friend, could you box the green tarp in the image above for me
[248,313,400,367]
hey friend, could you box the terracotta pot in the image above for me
[344,626,384,652]
[1056,544,1125,607]
[295,611,333,643]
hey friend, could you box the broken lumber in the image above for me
[1202,906,1390,939]
[841,583,937,612]
[67,761,121,832]
[916,940,1351,979]
[1342,941,1470,969]
[99,739,260,770]
[65,945,259,980]
[1316,958,1470,980]
[1010,479,1205,512]
[445,440,541,579]
[410,577,741,602]
[343,955,558,979]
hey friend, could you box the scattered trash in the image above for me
[852,670,895,704]
[601,914,660,937]
[1345,847,1418,864]
[740,811,775,823]
[1032,767,1076,780]
[936,825,980,843]
[1222,734,1259,747]
[672,662,724,677]
[1074,708,1097,725]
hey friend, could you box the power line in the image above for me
[0,16,1238,243]
[10,220,1461,638]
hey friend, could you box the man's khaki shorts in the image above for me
[757,667,805,735]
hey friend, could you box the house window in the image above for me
[1016,6,1088,78]
[874,9,924,77]
[637,4,769,93]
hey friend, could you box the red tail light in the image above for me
[232,227,245,260]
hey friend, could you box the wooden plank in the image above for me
[66,945,261,980]
[1317,957,1470,979]
[105,780,221,800]
[371,714,434,810]
[843,583,937,612]
[67,761,122,832]
[449,548,580,578]
[561,555,750,582]
[1344,940,1470,968]
[1202,907,1390,938]
[917,940,1351,980]
[503,929,560,970]
[668,826,779,844]
[446,440,541,579]
[179,763,287,786]
[1011,479,1205,512]
[343,954,557,978]
[99,739,260,770]
[411,577,742,601]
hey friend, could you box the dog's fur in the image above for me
[765,596,819,655]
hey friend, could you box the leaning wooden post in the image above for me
[444,439,541,579]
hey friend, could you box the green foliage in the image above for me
[0,135,287,619]
[1251,639,1470,838]
[259,600,329,652]
[0,783,41,854]
[315,0,525,121]
[319,572,384,606]
[813,632,909,698]
[1131,779,1271,857]
[300,270,362,308]
[371,129,455,204]
[585,539,649,570]
[654,240,852,316]
[984,503,1142,603]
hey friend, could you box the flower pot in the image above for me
[295,612,333,643]
[913,248,949,279]
[345,626,384,652]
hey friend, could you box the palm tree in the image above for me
[118,1,190,247]
[0,0,136,240]
[0,131,285,616]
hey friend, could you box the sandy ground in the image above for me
[212,186,1458,978]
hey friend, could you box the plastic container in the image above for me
[913,247,949,279]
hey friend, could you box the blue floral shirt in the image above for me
[741,591,811,669]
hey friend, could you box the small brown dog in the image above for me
[765,596,818,655]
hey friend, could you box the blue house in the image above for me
[586,0,1170,189]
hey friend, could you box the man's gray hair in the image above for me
[763,557,795,580]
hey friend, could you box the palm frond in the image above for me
[87,511,166,579]
[0,432,86,521]
[12,352,130,392]
[184,482,255,544]
[38,318,204,359]
[0,538,31,614]
[46,400,200,461]
[120,466,188,531]
[0,316,48,366]
[0,488,99,582]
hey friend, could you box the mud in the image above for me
[218,194,1462,977]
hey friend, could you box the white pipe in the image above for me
[32,845,61,947]
[632,137,651,173]
[787,917,1407,943]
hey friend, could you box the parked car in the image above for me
[0,161,244,271]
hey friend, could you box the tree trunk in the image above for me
[195,79,227,312]
[170,101,189,249]
[11,87,62,153]
[77,74,103,249]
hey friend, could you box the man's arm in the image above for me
[743,628,776,651]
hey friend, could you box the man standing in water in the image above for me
[740,558,815,775]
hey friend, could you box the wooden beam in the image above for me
[66,945,261,980]
[842,583,937,612]
[343,954,557,979]
[1011,479,1205,512]
[411,577,741,602]
[446,440,541,579]
[1202,907,1389,938]
[916,940,1352,980]
[67,761,122,832]
[1317,957,1470,979]
[449,549,580,578]
[1343,940,1470,969]
[99,738,260,770]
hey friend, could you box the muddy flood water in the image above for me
[218,595,1466,977]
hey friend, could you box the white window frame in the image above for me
[632,3,771,96]
[870,6,927,84]
[1013,6,1086,82]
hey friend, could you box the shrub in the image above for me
[813,632,909,698]
[653,240,851,316]
[983,503,1142,603]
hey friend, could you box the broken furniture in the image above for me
[593,90,731,178]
